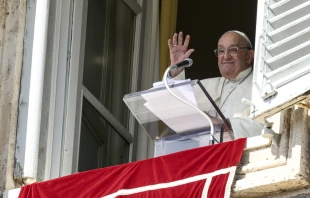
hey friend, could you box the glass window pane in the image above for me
[79,0,136,172]
[82,0,106,100]
[82,0,135,127]
[78,98,129,172]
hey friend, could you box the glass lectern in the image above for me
[123,80,222,157]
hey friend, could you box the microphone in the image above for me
[172,58,193,69]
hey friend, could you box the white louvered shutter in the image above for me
[251,0,310,120]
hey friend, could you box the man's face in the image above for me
[217,32,254,80]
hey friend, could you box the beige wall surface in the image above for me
[0,0,26,196]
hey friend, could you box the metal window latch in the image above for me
[241,98,256,107]
[261,119,275,139]
[261,80,277,99]
[242,98,257,118]
[241,98,275,139]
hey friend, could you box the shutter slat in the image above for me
[266,41,310,70]
[268,1,310,29]
[269,0,308,15]
[268,14,310,42]
[267,27,310,56]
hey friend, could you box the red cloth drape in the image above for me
[19,138,246,198]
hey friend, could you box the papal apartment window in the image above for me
[78,0,137,172]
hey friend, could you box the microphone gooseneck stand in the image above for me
[163,62,217,145]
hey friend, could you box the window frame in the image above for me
[61,0,143,175]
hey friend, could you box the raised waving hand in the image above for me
[167,32,194,78]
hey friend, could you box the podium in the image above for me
[123,80,222,157]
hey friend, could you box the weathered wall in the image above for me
[233,105,310,197]
[267,186,310,198]
[0,0,27,197]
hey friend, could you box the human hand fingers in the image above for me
[168,32,190,48]
[168,32,194,65]
[168,38,173,49]
[184,49,195,58]
[172,32,178,46]
[177,32,183,46]
[183,35,191,49]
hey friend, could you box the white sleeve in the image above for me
[230,117,264,139]
[172,70,186,80]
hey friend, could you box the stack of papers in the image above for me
[141,79,211,133]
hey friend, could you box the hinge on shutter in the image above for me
[261,78,277,99]
[259,56,278,100]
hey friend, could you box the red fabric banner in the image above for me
[18,138,246,198]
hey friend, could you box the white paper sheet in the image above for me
[142,80,211,133]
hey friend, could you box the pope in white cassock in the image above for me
[168,30,265,140]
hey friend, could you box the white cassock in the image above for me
[175,67,264,139]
